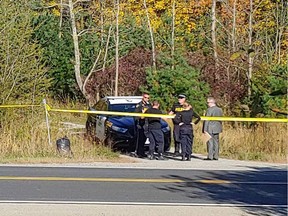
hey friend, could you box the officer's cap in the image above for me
[178,94,186,99]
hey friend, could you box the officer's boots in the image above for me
[158,153,165,160]
[148,152,155,160]
[181,155,185,161]
[181,154,191,161]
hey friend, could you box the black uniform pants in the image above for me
[173,124,181,153]
[147,129,164,155]
[136,128,146,156]
[180,125,193,156]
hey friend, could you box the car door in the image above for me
[96,115,106,141]
[95,100,108,141]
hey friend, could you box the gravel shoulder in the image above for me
[0,204,260,216]
[0,153,286,171]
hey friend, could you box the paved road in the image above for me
[0,166,286,211]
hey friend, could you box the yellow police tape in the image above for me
[45,104,288,123]
[0,104,41,108]
[200,116,287,123]
[45,105,175,119]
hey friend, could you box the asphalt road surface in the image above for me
[0,166,287,216]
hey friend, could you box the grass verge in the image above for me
[192,122,287,163]
[0,101,286,163]
[0,103,121,164]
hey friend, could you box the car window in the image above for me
[109,104,137,113]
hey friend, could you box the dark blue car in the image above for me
[86,96,171,152]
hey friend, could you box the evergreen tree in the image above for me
[144,53,209,113]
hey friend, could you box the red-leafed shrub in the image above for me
[85,47,152,102]
[187,51,246,109]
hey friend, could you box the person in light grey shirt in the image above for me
[202,97,223,160]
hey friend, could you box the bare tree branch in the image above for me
[83,50,102,96]
[102,25,113,72]
[73,0,91,6]
[143,0,156,71]
[77,27,102,37]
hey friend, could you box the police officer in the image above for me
[169,94,186,156]
[134,92,151,158]
[145,101,165,160]
[178,103,201,161]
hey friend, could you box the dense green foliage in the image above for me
[250,64,288,116]
[32,13,101,99]
[0,0,50,103]
[144,54,209,113]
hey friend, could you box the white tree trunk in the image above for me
[143,0,156,71]
[211,0,218,67]
[229,0,237,82]
[248,0,253,97]
[68,0,83,94]
[100,0,105,45]
[114,0,120,96]
[275,0,286,64]
[102,25,113,73]
[171,0,176,70]
[232,0,237,52]
[59,0,63,38]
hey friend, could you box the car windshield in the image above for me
[109,104,137,113]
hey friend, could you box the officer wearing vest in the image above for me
[178,103,201,161]
[169,94,186,156]
[134,93,151,158]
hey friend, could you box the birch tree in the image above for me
[143,0,156,71]
[47,0,106,103]
[114,0,120,96]
[247,0,253,97]
[211,0,218,67]
[171,0,176,70]
[68,0,83,96]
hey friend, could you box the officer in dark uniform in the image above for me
[134,93,151,158]
[178,103,201,161]
[145,101,165,160]
[169,94,186,156]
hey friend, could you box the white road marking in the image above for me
[0,200,286,208]
[0,164,286,171]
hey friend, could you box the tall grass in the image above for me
[0,104,118,163]
[193,122,287,162]
[0,102,286,163]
